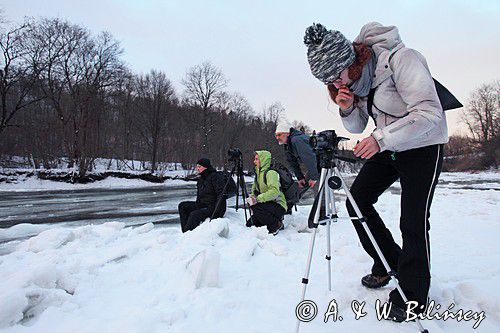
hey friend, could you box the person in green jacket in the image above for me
[246,150,287,235]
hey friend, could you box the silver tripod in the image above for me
[295,155,429,333]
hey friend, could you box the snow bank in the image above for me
[0,224,51,242]
[0,185,499,332]
[0,175,189,192]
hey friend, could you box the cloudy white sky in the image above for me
[2,0,499,143]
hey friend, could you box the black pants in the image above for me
[178,200,226,233]
[248,202,285,232]
[346,144,443,309]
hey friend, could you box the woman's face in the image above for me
[254,154,260,168]
[332,68,353,89]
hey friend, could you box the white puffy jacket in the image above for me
[340,22,448,152]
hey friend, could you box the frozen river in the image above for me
[0,171,497,244]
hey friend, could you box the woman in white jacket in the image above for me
[304,22,448,322]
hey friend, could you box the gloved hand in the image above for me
[298,179,307,188]
[308,179,317,188]
[246,196,258,206]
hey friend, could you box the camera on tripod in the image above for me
[309,130,348,154]
[228,148,242,161]
[210,147,251,223]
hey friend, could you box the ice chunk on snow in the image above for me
[182,218,230,245]
[31,265,58,289]
[259,239,288,256]
[24,228,75,253]
[206,218,229,238]
[133,222,154,234]
[0,224,51,242]
[0,291,27,328]
[226,236,258,261]
[186,248,220,288]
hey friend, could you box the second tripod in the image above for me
[211,149,251,223]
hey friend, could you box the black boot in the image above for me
[380,303,415,323]
[361,274,391,289]
[269,220,285,236]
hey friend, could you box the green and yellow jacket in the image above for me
[252,150,287,211]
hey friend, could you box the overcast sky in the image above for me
[2,0,499,143]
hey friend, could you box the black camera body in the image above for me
[228,148,242,161]
[309,130,347,153]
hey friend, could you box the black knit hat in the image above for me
[196,158,212,168]
[304,23,356,84]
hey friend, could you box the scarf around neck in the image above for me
[349,51,376,98]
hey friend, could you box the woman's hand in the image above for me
[353,135,380,159]
[334,86,354,110]
[246,196,257,206]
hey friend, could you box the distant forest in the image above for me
[0,17,497,179]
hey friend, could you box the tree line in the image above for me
[0,17,294,178]
[0,17,497,178]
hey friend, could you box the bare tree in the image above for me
[0,20,44,136]
[30,18,123,177]
[262,102,284,127]
[291,120,312,134]
[213,92,253,164]
[0,16,302,178]
[462,80,499,168]
[134,70,176,172]
[182,61,228,154]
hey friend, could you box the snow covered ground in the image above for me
[0,173,499,333]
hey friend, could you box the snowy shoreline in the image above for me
[0,176,499,332]
[0,171,497,193]
[0,176,192,192]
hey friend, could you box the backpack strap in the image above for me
[254,169,271,193]
[254,172,260,194]
[367,88,376,120]
[367,49,401,121]
[263,169,269,185]
[388,50,399,64]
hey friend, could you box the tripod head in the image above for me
[317,150,359,169]
[310,130,359,168]
[227,148,245,175]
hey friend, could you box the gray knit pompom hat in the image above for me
[304,23,356,84]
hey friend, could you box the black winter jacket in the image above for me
[196,167,226,211]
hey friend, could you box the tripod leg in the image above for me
[235,170,240,212]
[324,169,332,291]
[333,167,429,333]
[210,164,237,221]
[331,180,338,221]
[326,169,334,217]
[296,168,328,333]
[239,172,249,223]
[236,160,252,224]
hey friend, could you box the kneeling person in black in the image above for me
[178,158,226,233]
